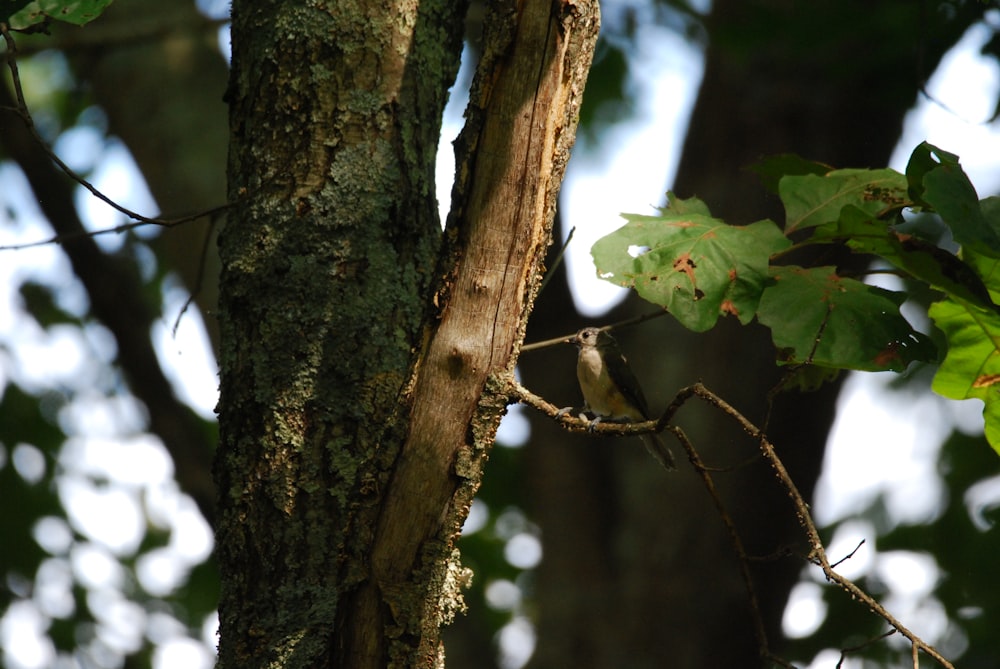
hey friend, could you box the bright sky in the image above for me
[3,7,1000,669]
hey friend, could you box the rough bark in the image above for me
[216,0,598,667]
[216,0,463,664]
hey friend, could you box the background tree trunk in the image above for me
[57,0,230,352]
[5,0,226,521]
[522,2,986,667]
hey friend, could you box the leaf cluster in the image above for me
[592,142,1000,452]
[3,0,112,30]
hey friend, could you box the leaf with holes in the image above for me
[906,142,1000,258]
[811,205,998,312]
[592,198,790,332]
[757,266,937,372]
[780,168,908,233]
[8,0,113,29]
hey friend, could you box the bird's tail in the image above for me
[640,432,676,471]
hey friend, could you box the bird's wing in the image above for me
[604,350,651,419]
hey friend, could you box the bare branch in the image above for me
[171,216,219,337]
[0,205,228,251]
[667,423,785,666]
[512,373,956,668]
[0,22,217,523]
[536,225,574,296]
[519,310,667,352]
[510,377,664,439]
[2,14,229,60]
[0,25,227,250]
[830,539,865,569]
[681,382,955,669]
[835,629,897,668]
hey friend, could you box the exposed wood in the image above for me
[345,0,600,665]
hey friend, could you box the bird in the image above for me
[566,326,676,470]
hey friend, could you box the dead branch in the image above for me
[507,374,955,668]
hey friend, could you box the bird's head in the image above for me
[566,327,613,349]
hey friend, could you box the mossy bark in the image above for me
[216,0,599,667]
[216,1,464,666]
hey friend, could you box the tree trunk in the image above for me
[215,0,598,667]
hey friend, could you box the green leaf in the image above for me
[747,154,832,195]
[885,232,996,309]
[8,0,113,29]
[757,266,937,372]
[905,142,1000,258]
[1,0,33,23]
[906,141,959,209]
[592,202,791,332]
[0,385,66,579]
[780,168,908,233]
[965,241,1000,303]
[812,205,997,311]
[929,295,1000,454]
[660,191,712,217]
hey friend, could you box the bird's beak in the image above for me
[563,334,578,345]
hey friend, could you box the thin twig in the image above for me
[2,14,230,60]
[0,205,229,251]
[171,214,220,337]
[537,225,574,296]
[600,309,670,335]
[0,24,227,249]
[762,303,832,432]
[919,82,997,125]
[510,378,665,439]
[683,382,954,668]
[519,310,667,352]
[830,539,865,569]
[667,423,780,665]
[835,629,897,668]
[519,331,573,352]
[510,371,956,668]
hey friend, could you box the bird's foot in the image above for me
[557,406,594,422]
[586,415,603,433]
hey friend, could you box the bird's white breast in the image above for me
[577,347,637,419]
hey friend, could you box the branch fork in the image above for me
[505,369,954,669]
